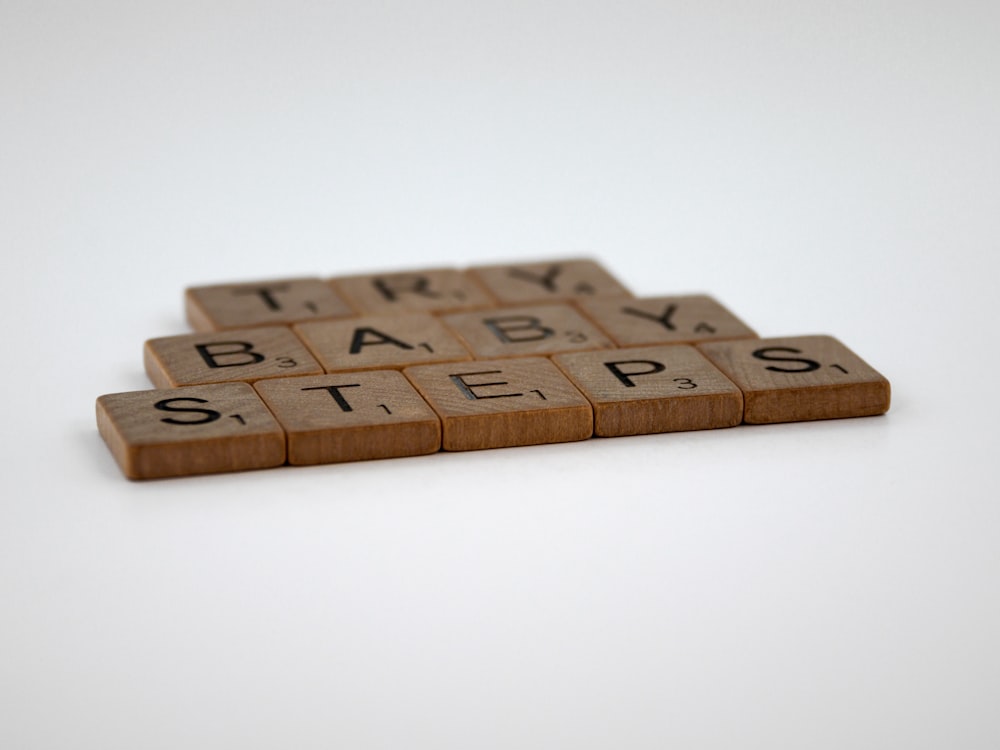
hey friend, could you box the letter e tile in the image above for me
[698,335,891,424]
[96,383,286,479]
[552,345,743,436]
[253,371,441,464]
[404,358,593,451]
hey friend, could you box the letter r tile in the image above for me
[552,345,743,437]
[254,371,441,464]
[330,268,496,314]
[144,326,324,387]
[404,357,593,451]
[698,335,891,424]
[96,383,286,479]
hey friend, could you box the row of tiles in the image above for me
[99,337,891,480]
[185,259,636,331]
[146,296,758,388]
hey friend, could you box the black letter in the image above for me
[372,275,441,302]
[231,284,290,311]
[508,264,562,292]
[154,397,221,425]
[301,384,361,412]
[483,315,554,343]
[195,341,266,369]
[752,347,821,373]
[349,327,415,354]
[622,304,677,331]
[449,371,523,400]
[604,360,667,387]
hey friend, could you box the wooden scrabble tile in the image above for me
[254,371,441,465]
[467,258,632,305]
[441,303,615,359]
[330,268,496,314]
[293,313,472,373]
[96,383,286,479]
[144,326,324,388]
[577,294,757,347]
[698,335,891,424]
[185,277,356,331]
[404,357,593,451]
[552,345,743,437]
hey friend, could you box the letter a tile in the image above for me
[294,313,472,373]
[404,358,593,451]
[552,345,743,437]
[698,335,891,424]
[144,326,324,388]
[254,371,441,464]
[96,383,286,479]
[185,277,356,331]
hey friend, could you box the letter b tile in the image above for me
[144,326,324,387]
[441,304,614,359]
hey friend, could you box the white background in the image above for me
[2,2,998,748]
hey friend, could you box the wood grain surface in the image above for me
[552,345,744,436]
[185,277,356,331]
[467,258,632,305]
[294,313,472,373]
[331,268,496,314]
[404,357,593,450]
[144,326,324,387]
[577,294,757,347]
[254,371,441,465]
[698,335,891,424]
[441,303,614,359]
[96,383,286,479]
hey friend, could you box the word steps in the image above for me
[96,259,891,479]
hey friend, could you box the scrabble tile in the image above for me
[293,313,472,373]
[577,294,757,347]
[96,383,286,479]
[441,303,615,359]
[144,326,324,388]
[254,371,441,465]
[185,277,356,331]
[552,345,743,437]
[698,335,891,424]
[467,258,632,305]
[331,268,496,314]
[404,357,593,451]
